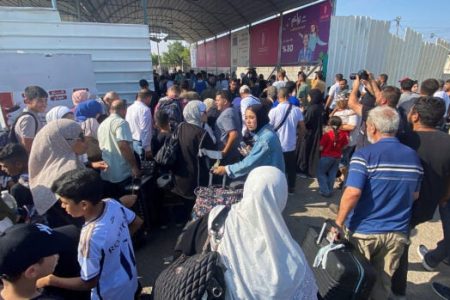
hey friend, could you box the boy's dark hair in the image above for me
[278,87,289,99]
[400,79,414,91]
[381,86,401,108]
[0,143,28,164]
[24,86,47,101]
[216,90,231,103]
[285,81,296,94]
[51,169,104,204]
[412,96,445,127]
[420,79,440,96]
[155,110,170,127]
[139,79,149,89]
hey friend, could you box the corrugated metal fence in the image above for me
[326,16,450,87]
[0,7,153,102]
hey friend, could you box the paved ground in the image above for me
[135,177,449,299]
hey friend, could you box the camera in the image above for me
[349,70,369,81]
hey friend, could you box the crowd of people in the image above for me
[0,67,449,300]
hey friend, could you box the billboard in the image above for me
[197,42,206,68]
[280,0,332,65]
[231,29,249,68]
[250,18,280,66]
[205,40,217,67]
[216,35,231,67]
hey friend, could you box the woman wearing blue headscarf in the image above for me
[74,100,103,162]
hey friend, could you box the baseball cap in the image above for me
[0,223,64,278]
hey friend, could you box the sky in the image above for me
[151,0,450,54]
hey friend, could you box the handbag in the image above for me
[153,208,230,300]
[193,174,242,219]
[155,124,181,168]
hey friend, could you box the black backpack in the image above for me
[0,112,38,147]
[154,124,181,168]
[158,98,183,131]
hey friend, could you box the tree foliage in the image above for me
[151,53,159,67]
[161,41,190,68]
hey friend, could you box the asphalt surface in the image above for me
[135,177,449,299]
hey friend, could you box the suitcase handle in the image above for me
[317,219,344,245]
[208,172,227,188]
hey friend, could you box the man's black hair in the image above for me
[155,110,170,127]
[0,143,28,164]
[285,81,296,94]
[180,80,190,90]
[137,89,152,100]
[139,79,149,89]
[216,90,231,103]
[420,79,440,96]
[24,86,47,100]
[335,73,344,81]
[379,73,388,82]
[278,87,289,99]
[412,96,445,127]
[51,169,104,204]
[382,86,401,108]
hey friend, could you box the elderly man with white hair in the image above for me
[239,85,260,134]
[334,106,423,300]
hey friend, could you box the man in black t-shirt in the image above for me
[391,96,450,298]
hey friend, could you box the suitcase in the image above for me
[301,220,376,300]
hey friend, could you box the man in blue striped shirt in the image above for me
[335,106,423,300]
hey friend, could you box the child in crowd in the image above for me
[37,168,143,300]
[317,116,348,197]
[0,223,63,300]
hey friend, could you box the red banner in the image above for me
[197,43,206,68]
[205,40,217,67]
[250,18,280,66]
[216,35,231,67]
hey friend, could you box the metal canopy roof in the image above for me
[0,0,317,42]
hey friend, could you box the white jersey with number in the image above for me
[78,199,138,300]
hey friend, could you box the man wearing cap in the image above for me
[0,224,62,300]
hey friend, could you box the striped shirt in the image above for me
[345,137,423,235]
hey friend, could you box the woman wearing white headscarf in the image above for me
[171,100,216,225]
[45,106,74,123]
[29,119,87,226]
[208,166,318,300]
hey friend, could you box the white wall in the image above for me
[0,7,153,103]
[326,16,450,87]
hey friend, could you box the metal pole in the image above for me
[76,0,80,21]
[142,0,148,25]
[51,0,57,10]
[157,41,161,73]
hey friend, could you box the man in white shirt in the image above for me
[325,73,344,110]
[272,69,287,90]
[239,85,260,134]
[269,87,305,194]
[434,79,450,118]
[126,89,153,160]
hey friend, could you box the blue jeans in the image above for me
[425,202,450,267]
[317,157,339,196]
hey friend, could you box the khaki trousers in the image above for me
[346,230,409,300]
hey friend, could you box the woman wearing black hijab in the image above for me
[297,89,324,177]
[213,104,285,178]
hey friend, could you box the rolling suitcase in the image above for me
[301,220,376,300]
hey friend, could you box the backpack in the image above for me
[154,124,181,168]
[0,112,38,147]
[158,98,183,131]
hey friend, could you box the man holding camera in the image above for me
[348,70,401,149]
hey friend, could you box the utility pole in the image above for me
[394,16,401,36]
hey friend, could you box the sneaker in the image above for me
[328,203,339,215]
[417,244,436,271]
[432,282,450,300]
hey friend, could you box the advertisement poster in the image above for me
[250,18,280,67]
[197,42,206,68]
[231,29,249,68]
[205,40,217,67]
[190,44,197,68]
[280,0,332,65]
[216,35,231,67]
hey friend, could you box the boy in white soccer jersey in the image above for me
[37,169,143,300]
